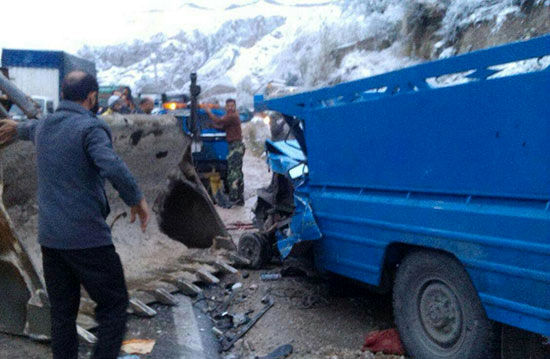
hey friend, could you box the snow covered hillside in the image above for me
[78,0,550,107]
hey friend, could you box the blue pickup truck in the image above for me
[251,35,550,358]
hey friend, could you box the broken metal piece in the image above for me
[256,344,293,359]
[212,326,224,338]
[260,273,281,281]
[232,313,250,327]
[129,298,157,317]
[215,314,234,330]
[220,297,274,352]
[76,313,98,331]
[261,295,273,305]
[77,325,98,344]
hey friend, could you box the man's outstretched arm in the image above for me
[0,119,38,145]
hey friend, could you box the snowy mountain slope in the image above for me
[79,0,550,107]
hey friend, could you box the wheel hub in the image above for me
[419,281,462,348]
[240,236,261,261]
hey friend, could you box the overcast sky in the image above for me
[2,0,336,54]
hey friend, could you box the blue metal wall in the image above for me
[2,49,63,69]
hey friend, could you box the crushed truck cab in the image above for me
[254,35,550,358]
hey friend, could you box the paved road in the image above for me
[0,295,220,359]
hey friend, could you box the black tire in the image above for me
[393,250,495,359]
[237,233,271,269]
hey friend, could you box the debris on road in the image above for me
[220,297,275,352]
[121,338,156,354]
[362,329,405,356]
[260,273,282,281]
[255,343,293,359]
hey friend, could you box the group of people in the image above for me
[0,70,244,359]
[100,86,155,115]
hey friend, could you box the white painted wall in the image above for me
[8,67,59,108]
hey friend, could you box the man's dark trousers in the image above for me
[42,245,129,359]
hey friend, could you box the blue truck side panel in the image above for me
[306,71,550,199]
[1,49,96,99]
[255,35,550,336]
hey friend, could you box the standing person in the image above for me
[121,86,136,113]
[138,97,155,114]
[205,99,245,206]
[0,71,149,359]
[101,94,123,116]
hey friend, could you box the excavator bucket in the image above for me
[0,73,228,339]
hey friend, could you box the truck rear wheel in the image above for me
[393,250,495,359]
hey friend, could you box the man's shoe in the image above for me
[215,191,232,208]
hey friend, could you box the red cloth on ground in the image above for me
[362,328,406,355]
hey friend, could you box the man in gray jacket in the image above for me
[0,71,149,359]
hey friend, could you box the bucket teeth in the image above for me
[227,253,252,267]
[129,298,157,317]
[214,261,239,274]
[173,279,203,297]
[152,288,178,306]
[76,313,98,331]
[77,325,97,344]
[197,269,220,284]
